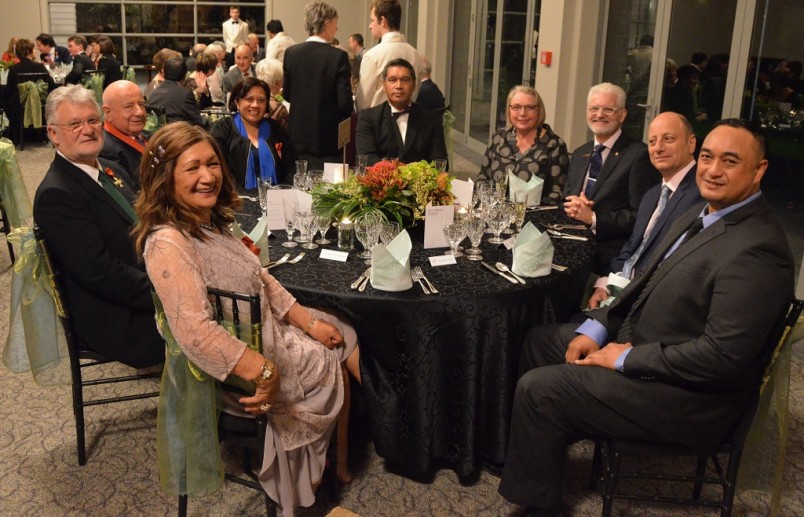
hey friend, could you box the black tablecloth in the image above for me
[240,204,595,476]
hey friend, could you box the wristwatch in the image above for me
[251,359,275,386]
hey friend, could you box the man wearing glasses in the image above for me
[33,85,164,369]
[356,58,447,167]
[563,82,659,274]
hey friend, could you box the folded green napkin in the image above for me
[512,222,553,278]
[508,171,544,206]
[370,230,413,291]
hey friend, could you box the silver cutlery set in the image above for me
[266,252,305,269]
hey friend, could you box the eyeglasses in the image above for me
[50,117,103,133]
[509,104,538,113]
[587,106,621,116]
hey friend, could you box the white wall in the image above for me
[266,0,371,52]
[2,0,46,46]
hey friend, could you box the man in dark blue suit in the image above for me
[563,83,660,274]
[356,58,447,167]
[35,33,72,66]
[588,111,704,308]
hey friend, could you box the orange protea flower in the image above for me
[359,160,408,201]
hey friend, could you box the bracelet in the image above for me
[303,317,318,335]
[250,359,275,386]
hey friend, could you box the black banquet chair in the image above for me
[33,226,161,466]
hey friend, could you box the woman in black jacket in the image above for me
[96,36,122,90]
[209,77,297,191]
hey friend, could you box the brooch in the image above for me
[105,167,124,188]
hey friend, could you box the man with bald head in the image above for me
[223,43,255,95]
[100,80,149,189]
[587,111,704,308]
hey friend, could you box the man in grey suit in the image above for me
[499,119,795,516]
[356,59,447,167]
[223,44,256,96]
[563,83,660,274]
[588,111,704,308]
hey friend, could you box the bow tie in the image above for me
[391,105,412,119]
[232,20,239,24]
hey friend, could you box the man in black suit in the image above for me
[35,33,72,67]
[587,111,704,308]
[64,35,95,85]
[356,58,447,167]
[147,57,204,127]
[416,56,445,112]
[33,85,163,368]
[499,119,795,516]
[100,80,149,189]
[283,1,353,172]
[563,83,660,274]
[5,38,56,145]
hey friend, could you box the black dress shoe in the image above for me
[522,506,565,517]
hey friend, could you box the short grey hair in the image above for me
[46,85,100,125]
[204,42,225,55]
[587,82,626,108]
[255,58,284,87]
[420,55,432,77]
[505,85,547,129]
[304,1,338,36]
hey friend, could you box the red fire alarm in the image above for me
[540,51,552,66]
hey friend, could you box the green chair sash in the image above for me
[18,80,49,129]
[0,138,33,229]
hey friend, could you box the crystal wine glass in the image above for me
[379,221,400,245]
[487,204,512,245]
[443,221,467,257]
[465,214,485,261]
[313,209,333,245]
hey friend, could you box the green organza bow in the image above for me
[17,80,49,129]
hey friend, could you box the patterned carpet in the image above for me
[1,143,802,516]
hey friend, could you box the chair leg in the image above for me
[178,494,187,517]
[71,380,87,465]
[693,455,708,500]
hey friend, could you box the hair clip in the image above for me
[149,145,166,169]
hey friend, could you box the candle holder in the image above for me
[338,217,354,250]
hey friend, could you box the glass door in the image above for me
[449,0,541,153]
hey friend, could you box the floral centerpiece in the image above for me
[312,159,454,227]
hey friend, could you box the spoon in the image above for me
[495,262,526,284]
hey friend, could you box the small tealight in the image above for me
[338,217,354,250]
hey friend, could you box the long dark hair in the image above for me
[132,122,241,254]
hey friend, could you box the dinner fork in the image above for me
[266,253,290,268]
[414,266,438,294]
[411,268,430,294]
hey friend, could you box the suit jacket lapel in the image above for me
[641,167,697,253]
[57,155,135,225]
[399,106,418,156]
[591,135,628,199]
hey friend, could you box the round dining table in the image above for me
[244,205,596,477]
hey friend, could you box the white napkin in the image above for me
[370,230,413,292]
[508,171,544,206]
[599,272,631,308]
[511,222,554,278]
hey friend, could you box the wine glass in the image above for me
[354,218,373,261]
[282,216,298,248]
[443,222,467,257]
[465,214,485,261]
[294,206,318,249]
[306,170,324,192]
[294,160,308,187]
[502,201,516,235]
[512,192,527,236]
[313,208,333,245]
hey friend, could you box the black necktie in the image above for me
[584,144,605,197]
[679,216,704,247]
[391,105,412,119]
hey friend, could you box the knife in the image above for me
[350,268,371,289]
[481,261,518,284]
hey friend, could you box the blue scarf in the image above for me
[233,113,278,189]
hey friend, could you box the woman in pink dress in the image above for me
[133,122,360,515]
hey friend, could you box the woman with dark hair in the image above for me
[4,38,56,144]
[209,76,297,190]
[185,52,218,109]
[95,36,122,89]
[479,85,569,205]
[133,122,360,514]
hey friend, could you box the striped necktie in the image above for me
[583,144,605,197]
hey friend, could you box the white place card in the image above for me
[424,204,454,249]
[503,235,516,250]
[428,254,457,266]
[320,249,349,262]
[324,162,348,184]
[451,178,474,208]
[264,188,308,230]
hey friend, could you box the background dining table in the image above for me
[240,202,596,477]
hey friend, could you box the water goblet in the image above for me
[282,217,298,248]
[443,222,467,257]
[313,208,333,245]
[501,201,516,235]
[354,218,373,261]
[295,208,318,250]
[487,204,511,244]
[306,170,324,193]
[465,214,485,261]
